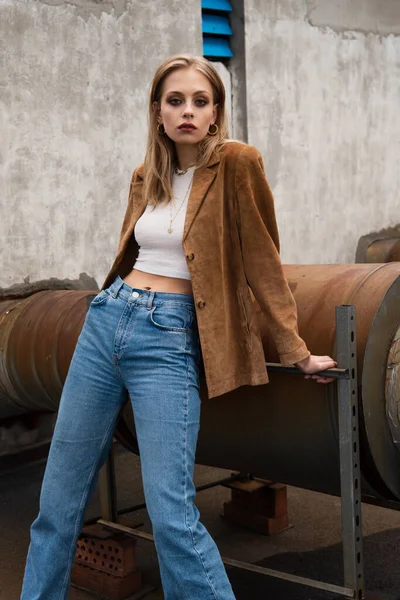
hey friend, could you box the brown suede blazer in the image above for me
[102,140,310,398]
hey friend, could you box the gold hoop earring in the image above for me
[157,123,165,135]
[208,123,218,136]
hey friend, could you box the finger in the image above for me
[314,363,337,372]
[318,356,336,363]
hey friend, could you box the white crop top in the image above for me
[133,167,195,281]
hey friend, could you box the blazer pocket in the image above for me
[237,289,251,336]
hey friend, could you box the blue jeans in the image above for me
[21,276,235,600]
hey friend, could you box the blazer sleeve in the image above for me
[234,145,310,365]
[115,166,141,255]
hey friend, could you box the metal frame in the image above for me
[97,304,365,599]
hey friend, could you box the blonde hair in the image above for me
[144,54,229,206]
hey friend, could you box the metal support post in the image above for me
[336,305,365,599]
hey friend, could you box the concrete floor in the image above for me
[2,443,400,600]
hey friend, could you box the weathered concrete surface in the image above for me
[212,62,232,136]
[3,0,400,279]
[35,0,130,20]
[229,0,248,142]
[251,0,400,34]
[306,0,400,36]
[244,0,400,264]
[1,0,202,288]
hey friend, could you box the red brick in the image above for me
[74,524,138,577]
[223,500,289,536]
[71,562,142,600]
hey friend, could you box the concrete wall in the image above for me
[2,0,399,287]
[244,0,400,264]
[1,0,202,288]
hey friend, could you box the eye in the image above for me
[195,98,208,107]
[167,98,181,105]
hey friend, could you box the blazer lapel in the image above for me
[183,152,220,241]
[131,177,146,221]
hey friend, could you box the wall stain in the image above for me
[36,0,129,20]
[304,0,400,37]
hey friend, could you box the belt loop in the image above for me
[146,290,155,309]
[112,278,124,299]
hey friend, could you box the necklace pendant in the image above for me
[168,226,173,233]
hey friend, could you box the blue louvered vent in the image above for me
[202,0,233,59]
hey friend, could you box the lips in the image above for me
[178,123,197,131]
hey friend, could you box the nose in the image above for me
[182,102,194,118]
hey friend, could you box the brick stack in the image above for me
[72,523,142,599]
[222,477,289,535]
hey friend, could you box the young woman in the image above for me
[21,55,336,600]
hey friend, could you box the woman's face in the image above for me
[155,67,218,147]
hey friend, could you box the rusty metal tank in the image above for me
[356,226,400,263]
[1,264,400,502]
[0,290,92,416]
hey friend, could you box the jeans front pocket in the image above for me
[149,303,193,333]
[90,289,111,306]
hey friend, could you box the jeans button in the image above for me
[132,291,140,298]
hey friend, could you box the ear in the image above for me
[152,101,162,122]
[212,103,218,125]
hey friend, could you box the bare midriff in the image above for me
[123,268,193,296]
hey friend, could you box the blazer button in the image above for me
[187,253,195,260]
[197,300,206,308]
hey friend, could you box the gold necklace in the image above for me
[168,172,194,233]
[175,163,196,176]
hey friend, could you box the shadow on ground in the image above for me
[229,528,400,600]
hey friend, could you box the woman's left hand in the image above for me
[295,354,337,384]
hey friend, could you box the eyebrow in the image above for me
[165,90,211,96]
